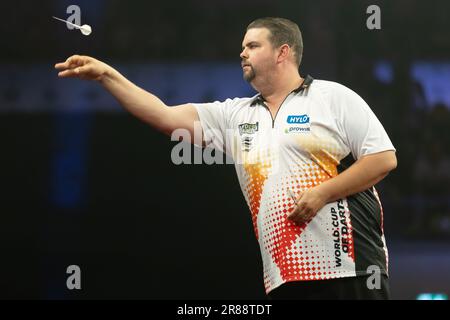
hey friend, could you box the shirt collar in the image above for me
[250,74,314,107]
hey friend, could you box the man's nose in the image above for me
[240,48,248,59]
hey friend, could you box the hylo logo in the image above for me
[287,115,310,124]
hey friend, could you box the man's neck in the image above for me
[255,72,303,106]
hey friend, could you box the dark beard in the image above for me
[243,67,255,82]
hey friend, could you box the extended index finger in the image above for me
[54,55,85,70]
[54,61,68,70]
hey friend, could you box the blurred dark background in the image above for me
[1,0,449,299]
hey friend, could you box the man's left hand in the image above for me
[288,187,328,225]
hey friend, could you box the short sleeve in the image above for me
[333,84,396,160]
[192,99,232,154]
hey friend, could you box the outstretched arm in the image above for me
[55,55,199,138]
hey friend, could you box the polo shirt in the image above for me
[193,75,396,293]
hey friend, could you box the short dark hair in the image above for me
[247,17,303,67]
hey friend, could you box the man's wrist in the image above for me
[314,182,336,204]
[98,66,116,85]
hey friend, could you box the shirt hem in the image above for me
[265,270,388,295]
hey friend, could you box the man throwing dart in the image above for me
[55,17,397,300]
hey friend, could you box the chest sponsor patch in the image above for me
[238,122,259,135]
[285,114,311,134]
[286,114,310,124]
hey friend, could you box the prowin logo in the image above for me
[285,127,311,134]
[287,115,310,124]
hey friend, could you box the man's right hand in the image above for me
[55,55,110,81]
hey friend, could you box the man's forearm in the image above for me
[99,67,172,135]
[315,151,397,203]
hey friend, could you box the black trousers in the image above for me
[267,275,390,300]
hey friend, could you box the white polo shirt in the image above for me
[193,76,396,294]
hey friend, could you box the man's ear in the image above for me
[277,44,290,63]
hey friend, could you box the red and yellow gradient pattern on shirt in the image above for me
[242,149,273,240]
[259,134,355,289]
